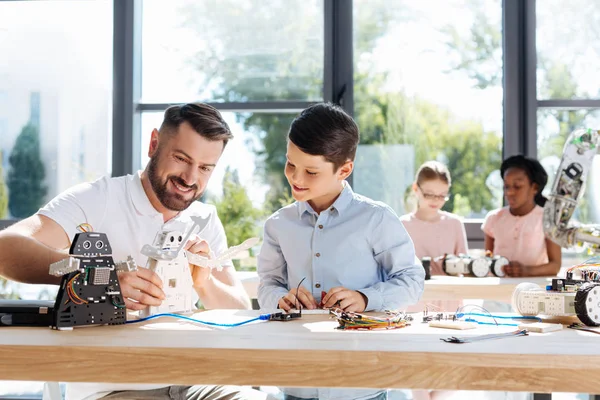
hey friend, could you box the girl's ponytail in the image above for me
[534,192,547,207]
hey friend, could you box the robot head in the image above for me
[69,232,112,256]
[156,231,185,251]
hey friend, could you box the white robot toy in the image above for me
[513,128,600,326]
[138,216,259,318]
[442,254,508,278]
[140,230,195,317]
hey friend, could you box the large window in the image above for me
[141,0,324,103]
[0,1,112,394]
[536,0,600,100]
[0,0,113,222]
[536,0,600,225]
[353,0,503,219]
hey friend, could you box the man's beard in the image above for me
[147,154,203,211]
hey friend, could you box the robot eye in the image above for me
[83,240,92,249]
[170,236,175,242]
[95,240,104,249]
[178,236,182,242]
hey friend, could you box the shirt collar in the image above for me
[297,201,316,218]
[296,181,354,218]
[129,171,162,217]
[331,181,353,216]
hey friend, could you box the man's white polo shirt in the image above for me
[38,171,232,400]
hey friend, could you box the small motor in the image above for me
[489,255,509,277]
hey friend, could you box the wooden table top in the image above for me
[1,309,599,393]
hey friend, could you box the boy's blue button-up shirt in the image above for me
[257,183,424,400]
[257,182,425,312]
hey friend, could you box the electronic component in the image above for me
[429,320,477,330]
[441,329,528,343]
[268,311,301,321]
[89,267,111,285]
[517,322,563,333]
[269,278,306,322]
[0,300,55,327]
[512,280,600,327]
[568,323,600,335]
[50,232,127,330]
[330,308,411,330]
[543,128,600,253]
[422,310,457,323]
[488,255,508,277]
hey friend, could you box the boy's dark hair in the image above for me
[159,103,233,147]
[288,102,359,171]
[501,155,548,207]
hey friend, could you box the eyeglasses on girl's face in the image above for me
[417,183,450,202]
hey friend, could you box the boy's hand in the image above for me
[118,268,166,311]
[278,286,318,312]
[186,237,213,287]
[504,261,528,277]
[322,287,367,312]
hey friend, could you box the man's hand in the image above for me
[278,286,318,312]
[322,287,367,312]
[118,268,165,311]
[186,237,213,287]
[504,261,529,277]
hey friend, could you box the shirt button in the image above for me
[318,224,323,229]
[315,283,321,288]
[315,252,321,257]
[330,207,335,212]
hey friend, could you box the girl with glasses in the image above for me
[400,160,468,276]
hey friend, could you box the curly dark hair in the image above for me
[500,155,548,206]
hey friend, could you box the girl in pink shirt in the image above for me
[482,155,561,277]
[401,161,468,275]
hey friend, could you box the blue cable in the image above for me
[463,317,519,327]
[126,312,272,327]
[456,312,541,321]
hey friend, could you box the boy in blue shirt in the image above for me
[257,103,425,400]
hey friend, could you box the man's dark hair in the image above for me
[501,155,549,207]
[288,102,359,170]
[159,103,233,147]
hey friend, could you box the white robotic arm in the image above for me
[512,129,600,326]
[543,128,600,252]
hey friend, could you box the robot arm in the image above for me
[543,128,600,252]
[186,237,259,270]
